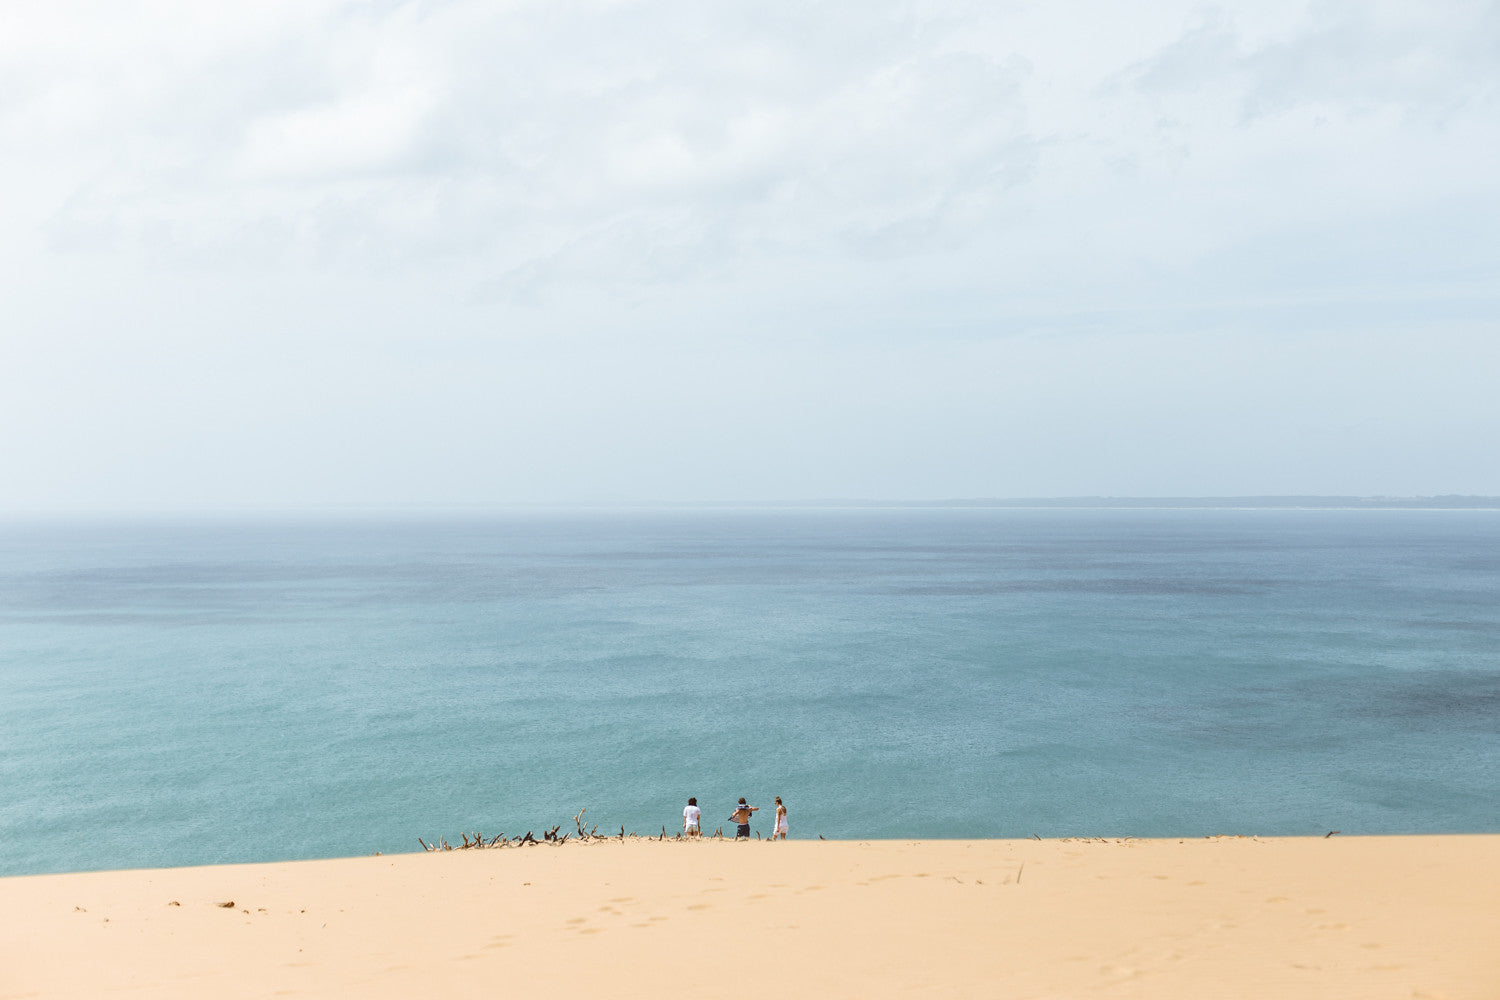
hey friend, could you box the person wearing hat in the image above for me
[728,797,758,839]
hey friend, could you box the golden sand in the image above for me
[2,835,1496,999]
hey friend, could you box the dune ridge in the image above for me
[2,835,1496,999]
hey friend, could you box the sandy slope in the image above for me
[2,836,1496,999]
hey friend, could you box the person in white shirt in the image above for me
[683,797,702,837]
[772,797,788,840]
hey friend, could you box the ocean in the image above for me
[1,507,1497,876]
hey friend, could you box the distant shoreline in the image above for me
[629,496,1500,511]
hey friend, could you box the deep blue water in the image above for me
[1,508,1497,876]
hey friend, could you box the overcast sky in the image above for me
[1,0,1496,510]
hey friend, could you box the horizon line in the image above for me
[3,494,1500,517]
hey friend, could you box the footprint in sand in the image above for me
[1098,965,1141,980]
[687,903,711,911]
[565,917,587,926]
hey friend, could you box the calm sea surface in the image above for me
[1,508,1497,876]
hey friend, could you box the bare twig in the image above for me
[421,808,747,851]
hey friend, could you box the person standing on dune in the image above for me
[772,797,787,840]
[729,798,758,839]
[683,797,702,837]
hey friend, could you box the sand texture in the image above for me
[2,835,1496,999]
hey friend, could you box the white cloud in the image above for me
[0,0,1496,507]
[234,85,435,179]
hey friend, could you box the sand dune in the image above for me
[2,835,1496,999]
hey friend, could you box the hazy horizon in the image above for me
[5,495,1500,520]
[3,1,1496,511]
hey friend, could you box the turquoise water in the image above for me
[1,508,1497,876]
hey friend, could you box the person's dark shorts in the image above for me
[736,824,750,839]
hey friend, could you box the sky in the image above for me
[1,0,1497,510]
